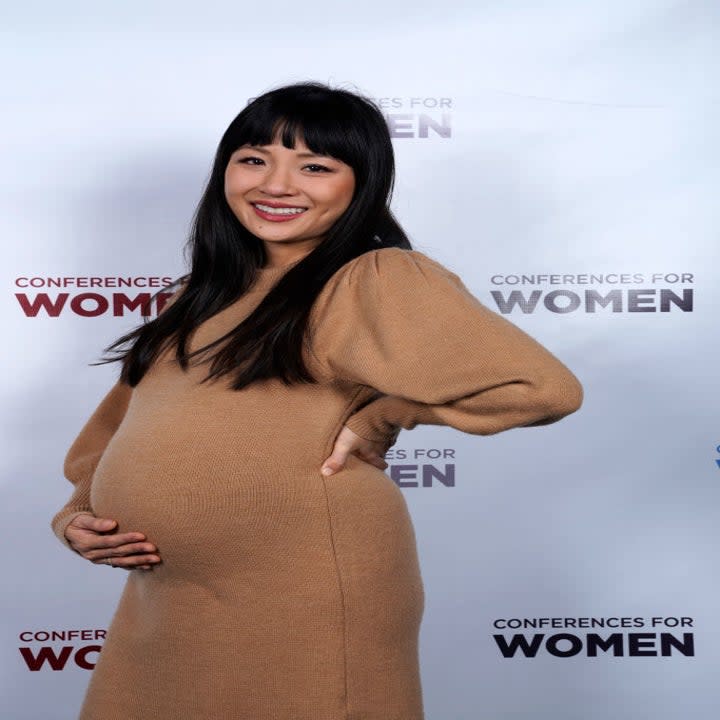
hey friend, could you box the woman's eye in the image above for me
[235,158,331,173]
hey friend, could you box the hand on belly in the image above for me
[64,514,162,571]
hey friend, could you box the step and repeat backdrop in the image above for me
[2,2,718,718]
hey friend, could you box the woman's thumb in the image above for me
[321,448,348,476]
[77,515,116,531]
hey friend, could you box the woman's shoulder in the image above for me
[327,247,460,291]
[310,248,465,325]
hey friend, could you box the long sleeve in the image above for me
[311,248,583,442]
[51,381,133,549]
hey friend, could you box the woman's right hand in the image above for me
[64,514,162,571]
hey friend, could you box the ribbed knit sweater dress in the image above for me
[51,248,583,720]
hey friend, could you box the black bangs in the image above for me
[223,84,375,180]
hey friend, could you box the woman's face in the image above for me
[224,135,356,266]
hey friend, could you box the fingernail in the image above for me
[321,467,334,476]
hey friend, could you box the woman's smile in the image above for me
[251,202,308,221]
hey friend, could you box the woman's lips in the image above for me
[251,204,308,222]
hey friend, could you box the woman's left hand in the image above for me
[321,425,393,476]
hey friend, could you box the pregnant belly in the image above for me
[89,427,330,577]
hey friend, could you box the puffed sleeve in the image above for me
[311,248,583,442]
[51,381,133,549]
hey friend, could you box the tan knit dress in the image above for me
[51,248,582,720]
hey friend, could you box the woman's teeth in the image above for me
[254,203,306,215]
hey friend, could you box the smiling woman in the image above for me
[51,80,582,720]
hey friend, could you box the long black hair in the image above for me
[104,81,413,390]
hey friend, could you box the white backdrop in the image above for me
[2,1,719,718]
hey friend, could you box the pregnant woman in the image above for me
[52,80,583,720]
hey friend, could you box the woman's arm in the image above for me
[313,248,583,445]
[51,381,133,548]
[52,284,188,565]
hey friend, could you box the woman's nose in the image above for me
[258,164,295,194]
